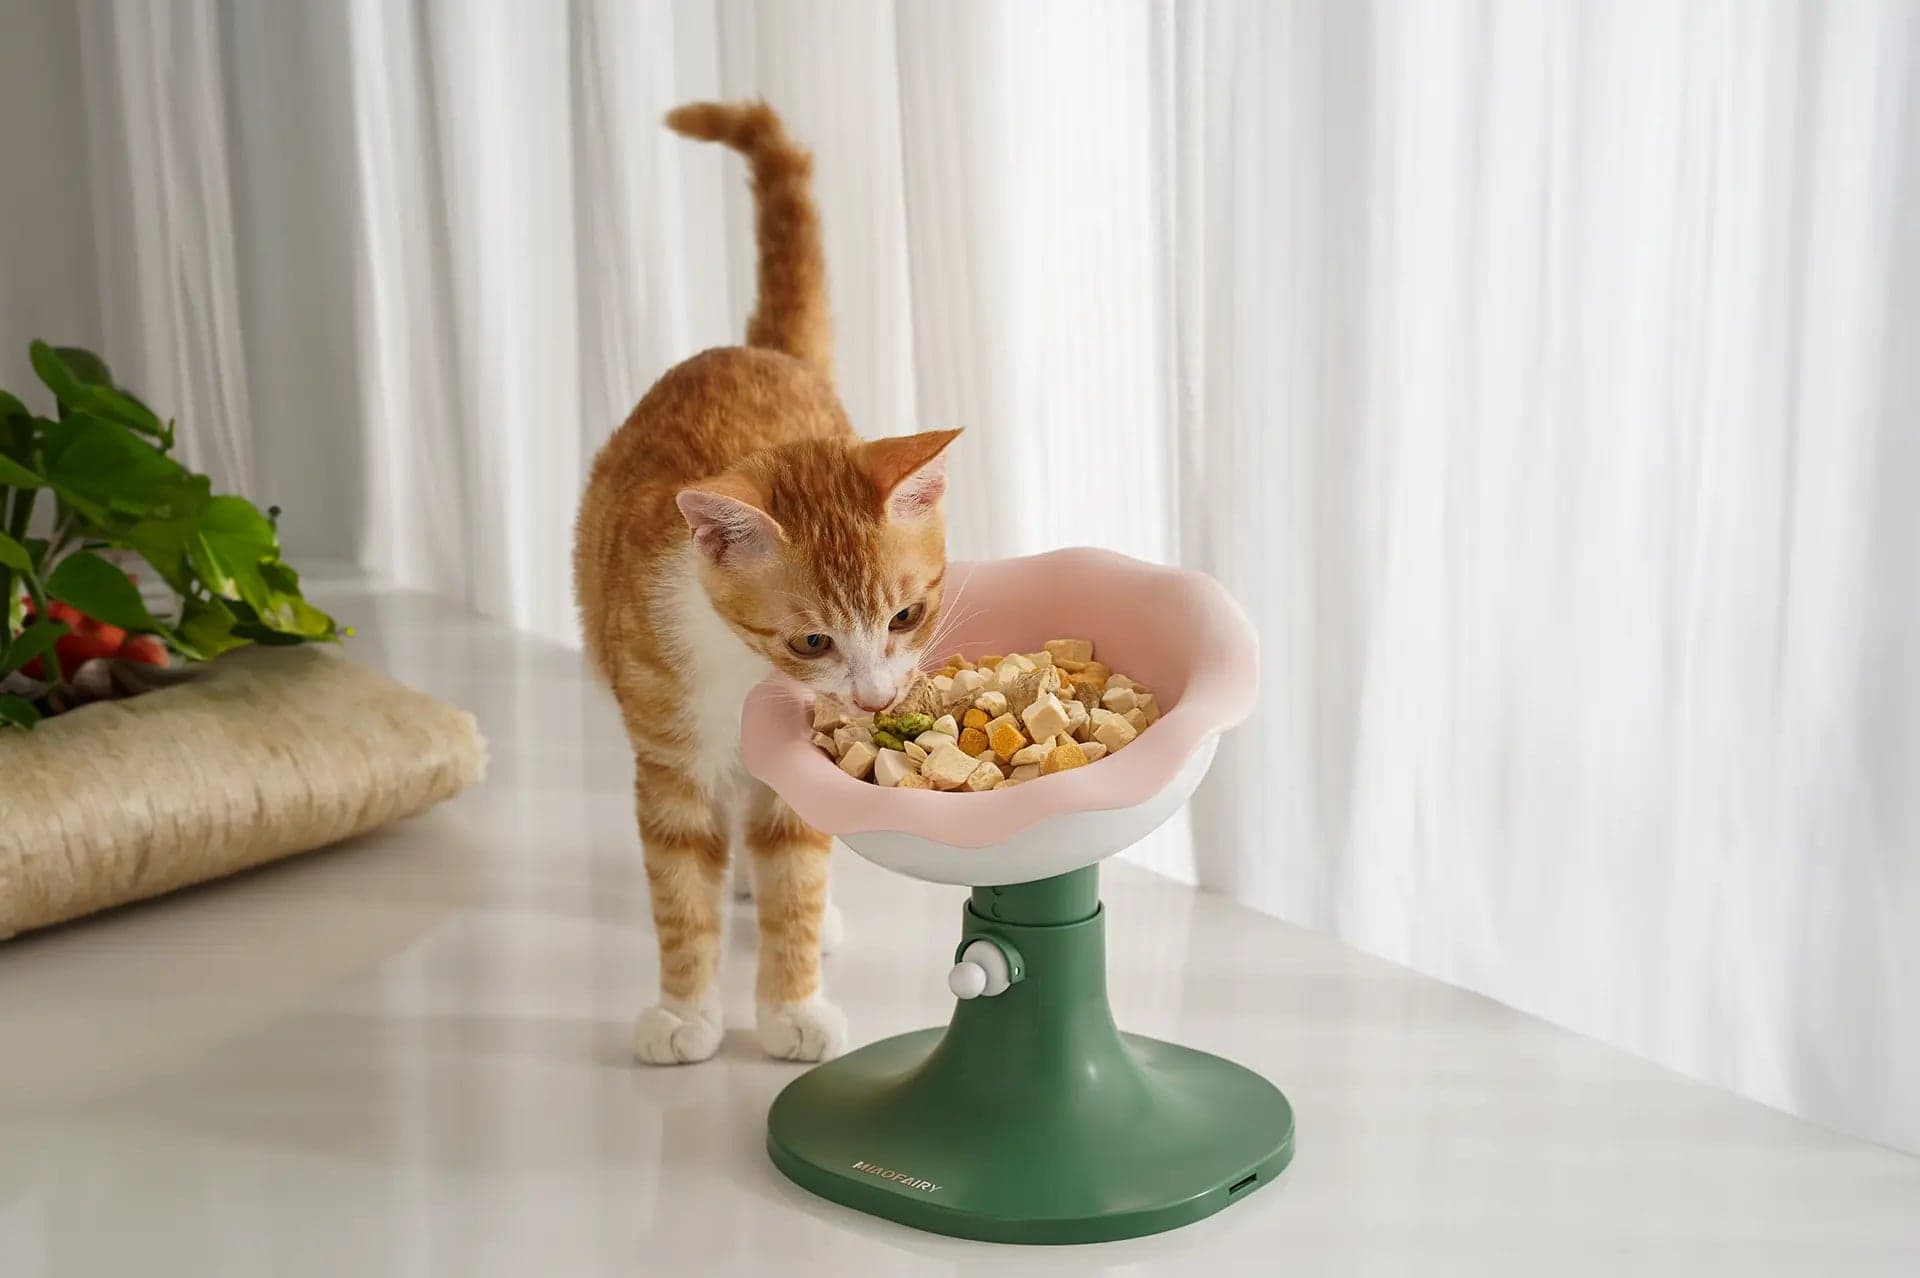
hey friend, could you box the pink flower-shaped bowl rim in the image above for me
[739,547,1259,848]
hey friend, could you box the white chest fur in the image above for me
[656,550,772,795]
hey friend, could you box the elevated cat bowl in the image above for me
[740,548,1294,1244]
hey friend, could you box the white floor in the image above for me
[1,575,1916,1277]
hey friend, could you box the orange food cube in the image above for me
[1040,741,1089,775]
[987,718,1028,762]
[962,707,990,730]
[959,726,991,757]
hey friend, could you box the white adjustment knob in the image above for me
[947,939,1013,1000]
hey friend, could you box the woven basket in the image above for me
[0,646,486,941]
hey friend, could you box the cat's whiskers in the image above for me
[917,571,980,667]
[922,594,986,667]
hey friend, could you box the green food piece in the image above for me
[871,730,904,752]
[888,712,935,738]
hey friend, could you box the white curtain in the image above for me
[3,0,1915,1154]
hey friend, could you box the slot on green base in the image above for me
[766,867,1295,1244]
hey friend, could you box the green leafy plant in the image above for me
[1,341,343,728]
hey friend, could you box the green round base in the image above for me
[765,867,1293,1245]
[768,1027,1293,1244]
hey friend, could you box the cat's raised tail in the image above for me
[666,100,832,377]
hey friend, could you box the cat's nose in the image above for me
[853,691,892,713]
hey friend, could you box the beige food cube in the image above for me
[1100,686,1139,714]
[1124,708,1150,734]
[833,723,873,755]
[974,690,1009,718]
[896,771,932,790]
[964,760,1005,792]
[1090,708,1138,753]
[1010,763,1042,782]
[837,740,878,779]
[1044,638,1095,665]
[873,748,916,787]
[931,713,960,738]
[1081,740,1109,762]
[923,743,980,790]
[1009,742,1051,768]
[1021,692,1071,744]
[952,668,988,696]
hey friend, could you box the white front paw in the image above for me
[757,995,847,1062]
[818,900,845,956]
[633,997,724,1065]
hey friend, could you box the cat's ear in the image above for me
[677,475,783,564]
[860,428,963,522]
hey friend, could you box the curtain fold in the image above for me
[75,0,255,494]
[5,0,1915,1153]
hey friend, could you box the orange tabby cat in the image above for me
[574,100,959,1065]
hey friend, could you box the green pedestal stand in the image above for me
[766,866,1294,1244]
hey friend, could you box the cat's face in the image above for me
[678,430,961,711]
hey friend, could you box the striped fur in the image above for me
[573,102,960,1064]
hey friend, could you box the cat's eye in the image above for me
[889,603,926,632]
[789,633,834,657]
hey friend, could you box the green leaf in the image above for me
[0,453,43,487]
[120,474,212,595]
[176,595,249,659]
[0,530,29,572]
[185,496,280,613]
[0,694,39,729]
[255,557,341,640]
[226,597,312,645]
[52,347,114,387]
[123,516,196,594]
[256,592,339,641]
[44,550,166,633]
[177,504,342,642]
[0,390,27,422]
[30,341,163,439]
[1,617,66,676]
[44,412,186,523]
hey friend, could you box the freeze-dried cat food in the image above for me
[810,640,1159,790]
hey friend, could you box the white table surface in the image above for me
[2,575,1916,1277]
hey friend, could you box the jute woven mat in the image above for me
[0,646,486,940]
